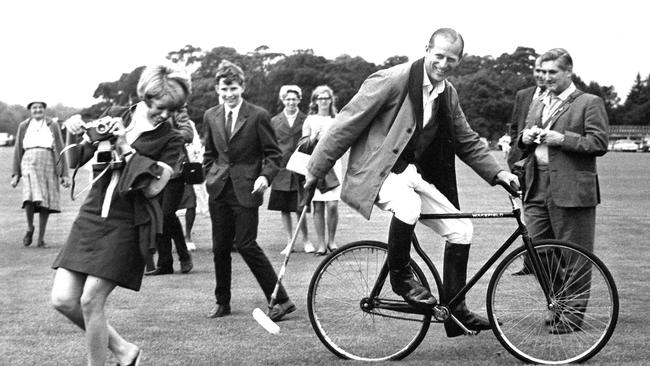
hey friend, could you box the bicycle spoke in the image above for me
[487,241,618,364]
[308,242,434,361]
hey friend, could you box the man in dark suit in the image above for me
[507,56,545,276]
[507,56,546,170]
[203,60,295,321]
[516,48,608,334]
[268,85,313,254]
[305,28,519,337]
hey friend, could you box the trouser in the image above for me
[524,165,595,316]
[376,164,473,244]
[157,177,191,271]
[209,180,289,305]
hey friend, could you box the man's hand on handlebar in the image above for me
[496,170,520,196]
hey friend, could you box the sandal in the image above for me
[23,229,34,247]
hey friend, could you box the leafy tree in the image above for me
[379,55,409,70]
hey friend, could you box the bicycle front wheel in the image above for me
[307,241,435,361]
[487,239,618,364]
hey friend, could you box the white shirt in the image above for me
[535,82,577,164]
[284,110,298,128]
[23,118,54,149]
[224,100,243,134]
[422,63,446,127]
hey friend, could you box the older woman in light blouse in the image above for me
[11,101,70,248]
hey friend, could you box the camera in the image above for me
[84,116,119,144]
[83,117,123,166]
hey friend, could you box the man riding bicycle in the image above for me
[304,28,519,337]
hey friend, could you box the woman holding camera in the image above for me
[10,100,70,248]
[50,64,190,366]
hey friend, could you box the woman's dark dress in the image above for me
[52,114,184,291]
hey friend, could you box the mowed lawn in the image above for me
[1,145,649,365]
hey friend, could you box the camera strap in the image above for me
[71,164,112,201]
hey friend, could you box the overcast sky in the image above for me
[1,0,647,108]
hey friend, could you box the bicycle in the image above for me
[307,182,618,364]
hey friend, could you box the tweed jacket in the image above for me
[270,110,307,191]
[203,100,281,208]
[13,117,69,178]
[517,89,608,207]
[307,59,503,219]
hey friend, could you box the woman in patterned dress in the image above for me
[11,100,70,247]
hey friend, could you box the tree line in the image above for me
[2,45,649,140]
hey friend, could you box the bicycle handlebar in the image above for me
[497,180,521,198]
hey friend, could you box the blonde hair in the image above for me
[309,85,337,117]
[137,64,191,109]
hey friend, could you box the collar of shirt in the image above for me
[224,100,244,131]
[422,63,446,101]
[125,101,165,145]
[543,82,576,106]
[284,110,298,127]
[422,63,446,126]
[534,86,545,99]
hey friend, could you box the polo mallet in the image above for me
[253,185,316,334]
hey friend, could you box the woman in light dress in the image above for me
[302,85,340,255]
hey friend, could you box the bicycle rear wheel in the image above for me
[487,239,618,364]
[307,241,435,361]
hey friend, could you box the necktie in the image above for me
[225,110,233,139]
[541,95,560,128]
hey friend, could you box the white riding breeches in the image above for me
[375,164,473,244]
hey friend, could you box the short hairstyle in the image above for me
[308,85,337,117]
[215,60,245,86]
[137,64,191,110]
[279,85,302,100]
[428,28,464,57]
[540,48,573,72]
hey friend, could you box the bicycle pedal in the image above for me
[432,305,449,321]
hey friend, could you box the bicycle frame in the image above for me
[367,194,556,321]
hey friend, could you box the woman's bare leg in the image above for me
[52,269,139,365]
[326,201,339,250]
[313,202,326,253]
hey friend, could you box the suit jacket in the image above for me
[307,59,503,219]
[517,89,608,207]
[270,110,307,191]
[203,100,281,208]
[506,86,537,169]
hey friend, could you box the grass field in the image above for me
[1,146,649,365]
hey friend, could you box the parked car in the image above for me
[611,139,639,152]
[0,132,15,146]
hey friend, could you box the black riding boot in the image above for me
[443,242,492,337]
[388,217,437,308]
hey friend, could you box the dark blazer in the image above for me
[517,89,609,207]
[203,100,282,208]
[507,86,537,169]
[270,110,307,191]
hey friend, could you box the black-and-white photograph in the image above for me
[1,0,648,364]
